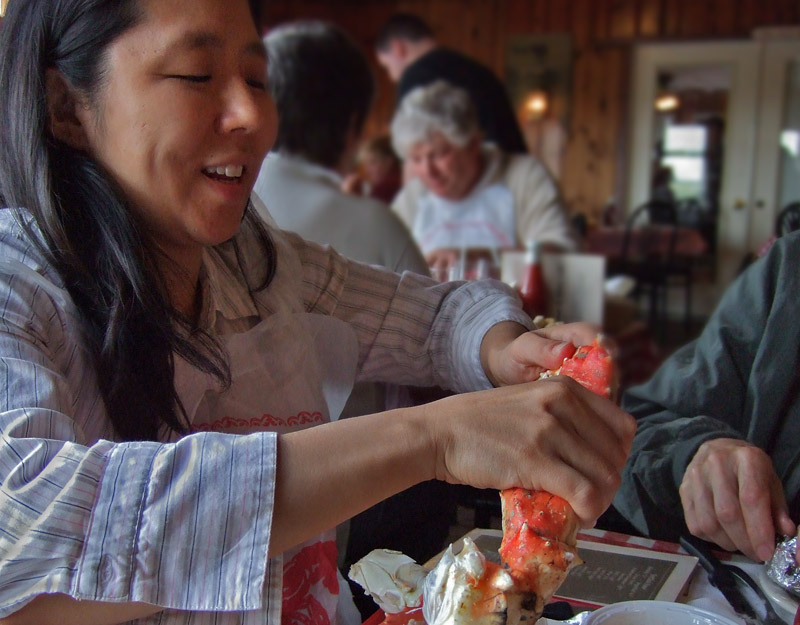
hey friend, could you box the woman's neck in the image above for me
[159,248,204,323]
[171,275,203,324]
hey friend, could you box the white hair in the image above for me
[390,80,480,157]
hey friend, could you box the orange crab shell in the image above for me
[499,489,578,547]
[555,338,617,401]
[498,489,581,589]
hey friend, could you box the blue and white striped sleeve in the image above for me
[285,232,533,393]
[0,252,279,619]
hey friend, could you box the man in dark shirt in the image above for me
[375,12,527,154]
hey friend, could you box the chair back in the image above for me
[620,200,678,268]
[646,200,678,225]
[775,201,800,237]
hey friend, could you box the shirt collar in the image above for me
[268,151,343,188]
[197,238,261,328]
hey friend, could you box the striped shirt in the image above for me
[0,206,531,624]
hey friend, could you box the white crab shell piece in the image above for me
[423,537,517,625]
[348,549,428,614]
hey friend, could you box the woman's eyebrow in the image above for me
[162,31,266,59]
[165,31,223,53]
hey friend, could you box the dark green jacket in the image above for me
[614,231,800,539]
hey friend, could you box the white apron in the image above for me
[174,309,360,625]
[413,183,517,255]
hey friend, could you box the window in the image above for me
[660,124,708,200]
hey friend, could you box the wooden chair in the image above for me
[616,200,694,337]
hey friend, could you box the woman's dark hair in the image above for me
[0,0,275,441]
[266,20,375,168]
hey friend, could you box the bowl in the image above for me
[582,600,741,625]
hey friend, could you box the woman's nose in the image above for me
[218,80,263,134]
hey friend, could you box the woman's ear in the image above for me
[44,68,90,150]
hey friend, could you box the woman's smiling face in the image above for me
[74,0,276,271]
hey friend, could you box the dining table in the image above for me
[359,527,799,625]
[560,528,797,625]
[584,224,709,259]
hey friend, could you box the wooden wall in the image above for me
[261,0,800,224]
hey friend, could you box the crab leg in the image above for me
[499,338,617,621]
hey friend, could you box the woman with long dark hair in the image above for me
[0,1,634,623]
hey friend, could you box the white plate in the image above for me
[758,567,799,624]
[582,600,741,625]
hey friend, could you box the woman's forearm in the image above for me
[270,406,435,556]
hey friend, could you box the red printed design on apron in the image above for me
[281,541,340,625]
[192,411,326,432]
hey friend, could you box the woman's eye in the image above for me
[246,79,267,90]
[170,75,211,83]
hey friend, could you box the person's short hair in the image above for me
[390,80,480,157]
[266,20,375,168]
[375,13,434,52]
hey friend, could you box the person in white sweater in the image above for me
[391,80,576,276]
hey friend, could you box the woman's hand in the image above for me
[480,321,603,387]
[680,438,797,562]
[423,376,636,527]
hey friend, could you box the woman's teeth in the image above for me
[204,165,243,179]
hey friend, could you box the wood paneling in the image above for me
[262,0,800,224]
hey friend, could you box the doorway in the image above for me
[627,39,800,315]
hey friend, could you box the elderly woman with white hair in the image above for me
[391,80,576,276]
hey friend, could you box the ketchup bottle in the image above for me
[519,240,548,317]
